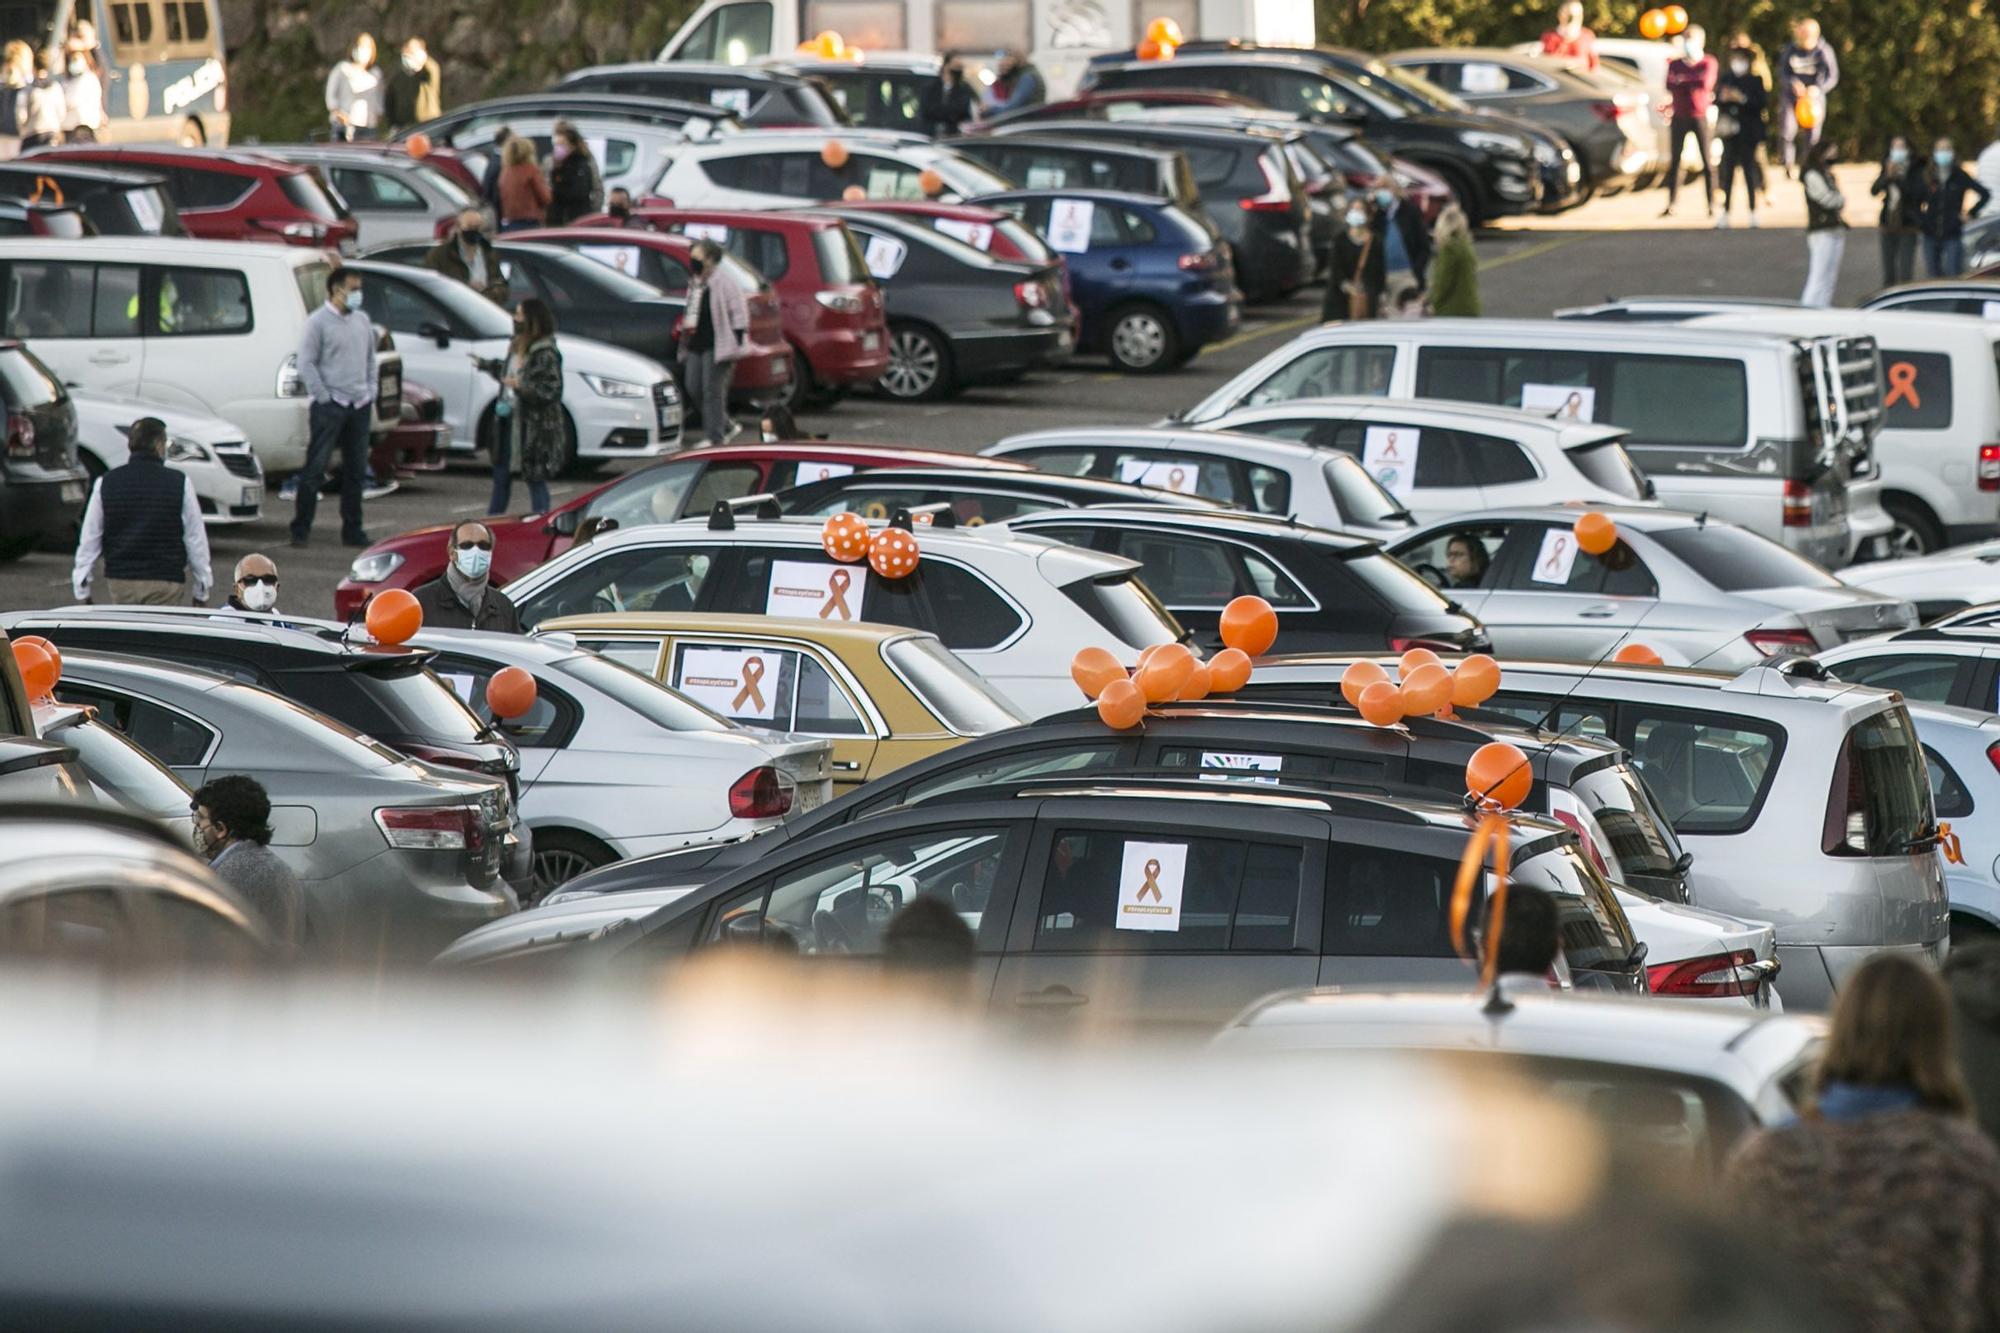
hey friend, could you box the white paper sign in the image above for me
[129,189,164,234]
[1047,198,1095,254]
[576,244,643,278]
[1521,383,1596,422]
[804,462,855,482]
[1361,425,1420,501]
[683,222,731,243]
[1117,458,1197,492]
[1116,840,1187,932]
[676,646,782,722]
[862,234,908,278]
[1530,527,1581,585]
[1460,62,1509,93]
[933,217,994,250]
[766,558,867,621]
[709,88,751,114]
[585,137,610,170]
[1025,165,1066,190]
[1200,751,1282,785]
[1983,300,2000,320]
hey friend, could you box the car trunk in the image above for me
[1749,584,1917,648]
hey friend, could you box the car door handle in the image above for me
[831,760,861,771]
[88,350,130,364]
[1578,605,1619,618]
[1014,985,1089,1009]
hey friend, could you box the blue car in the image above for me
[974,189,1241,374]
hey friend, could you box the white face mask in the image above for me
[1345,209,1368,229]
[1684,37,1705,57]
[403,51,424,72]
[1730,57,1750,75]
[454,545,492,579]
[240,582,277,611]
[345,287,363,311]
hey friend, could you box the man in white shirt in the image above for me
[71,417,213,605]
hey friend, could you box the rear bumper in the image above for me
[1777,938,1947,1012]
[802,326,892,385]
[955,326,1069,380]
[0,473,85,540]
[1175,290,1239,350]
[725,343,794,394]
[1946,520,2000,546]
[1231,227,1310,298]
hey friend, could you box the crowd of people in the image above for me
[0,21,105,153]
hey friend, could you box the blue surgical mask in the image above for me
[1373,189,1393,208]
[345,288,363,311]
[1936,150,1956,170]
[1345,209,1368,229]
[1889,147,1910,165]
[454,545,492,579]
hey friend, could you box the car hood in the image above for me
[554,333,673,381]
[434,884,694,963]
[69,393,245,445]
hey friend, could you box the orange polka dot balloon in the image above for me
[869,526,920,579]
[821,512,870,563]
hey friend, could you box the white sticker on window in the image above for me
[683,222,731,243]
[1025,165,1065,190]
[933,217,994,250]
[1117,458,1197,492]
[676,645,783,721]
[804,462,855,482]
[1530,527,1580,585]
[1046,198,1095,254]
[1361,425,1419,501]
[766,558,866,621]
[1521,383,1596,422]
[576,244,643,278]
[1115,840,1187,932]
[128,190,164,234]
[1984,300,2000,320]
[862,234,908,278]
[585,137,610,170]
[709,88,752,114]
[1199,752,1282,784]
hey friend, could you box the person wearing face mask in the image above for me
[1916,138,1992,278]
[290,267,376,548]
[546,122,602,227]
[496,133,549,231]
[1661,26,1717,218]
[1872,135,1923,285]
[1538,1,1597,71]
[59,26,100,143]
[475,298,562,516]
[1775,16,1838,176]
[382,36,440,135]
[191,776,307,956]
[416,521,523,632]
[1713,40,1766,228]
[1323,196,1385,323]
[425,209,507,304]
[224,553,281,614]
[324,33,380,142]
[604,187,641,226]
[1370,177,1431,308]
[682,239,750,444]
[1799,141,1847,307]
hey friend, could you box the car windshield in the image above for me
[557,652,733,733]
[1566,440,1649,500]
[582,459,700,527]
[882,636,1028,734]
[1342,550,1454,612]
[1061,571,1184,650]
[1323,457,1411,527]
[1649,525,1841,591]
[353,663,490,742]
[1569,763,1685,883]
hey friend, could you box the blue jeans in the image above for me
[1924,234,1965,278]
[291,400,371,543]
[488,435,550,515]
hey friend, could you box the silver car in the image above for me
[1389,504,1914,669]
[32,699,194,845]
[51,651,519,965]
[258,145,479,248]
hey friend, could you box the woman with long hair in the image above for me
[547,121,602,227]
[1727,954,2000,1332]
[1323,194,1385,322]
[496,133,550,232]
[477,298,563,514]
[1798,140,1846,306]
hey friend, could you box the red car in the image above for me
[333,442,1032,616]
[507,226,793,406]
[382,381,450,477]
[24,145,359,250]
[576,208,888,406]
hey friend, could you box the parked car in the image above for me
[947,133,1198,212]
[0,629,90,803]
[648,130,1013,210]
[47,649,518,962]
[494,511,1184,716]
[1389,504,1914,667]
[258,145,478,248]
[343,258,680,476]
[71,392,262,527]
[333,442,1031,617]
[982,87,1264,129]
[827,198,1056,263]
[1817,624,2000,713]
[1882,700,2000,943]
[0,339,85,560]
[1242,653,1950,1010]
[1862,279,2000,317]
[31,697,194,843]
[981,424,1415,538]
[1177,318,1892,570]
[1205,397,1654,522]
[1556,295,1807,321]
[773,464,1232,524]
[0,201,84,236]
[1004,506,1490,656]
[1839,542,2000,621]
[810,205,1072,399]
[557,62,849,127]
[974,188,1238,371]
[25,145,357,250]
[762,51,942,133]
[381,379,451,480]
[592,208,888,404]
[0,160,183,236]
[537,614,1026,792]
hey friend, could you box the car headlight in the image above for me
[1460,130,1531,159]
[1532,141,1560,166]
[163,435,213,463]
[347,551,404,582]
[583,373,647,398]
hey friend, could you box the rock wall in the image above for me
[218,0,700,142]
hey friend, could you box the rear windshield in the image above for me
[1061,572,1184,650]
[1828,706,1933,857]
[0,347,62,407]
[813,224,866,285]
[558,652,732,733]
[1566,441,1648,500]
[354,664,488,742]
[1518,841,1638,974]
[1650,525,1841,591]
[64,717,188,815]
[1323,457,1410,528]
[883,636,1028,735]
[931,154,1014,198]
[1341,550,1454,613]
[1569,763,1684,882]
[278,171,346,221]
[994,215,1054,262]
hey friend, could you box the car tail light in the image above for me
[1390,636,1461,654]
[1178,250,1222,272]
[1589,100,1619,123]
[1781,478,1814,526]
[374,804,483,851]
[1013,279,1048,309]
[5,410,33,457]
[276,354,305,398]
[1986,739,2000,776]
[729,765,796,819]
[1648,949,1763,998]
[1745,627,1819,656]
[253,218,329,242]
[1980,444,2000,491]
[815,289,865,314]
[1240,155,1294,212]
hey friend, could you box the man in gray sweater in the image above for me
[193,774,310,958]
[290,266,378,549]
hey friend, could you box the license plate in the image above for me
[862,332,881,352]
[1057,329,1075,352]
[772,356,790,377]
[240,485,262,507]
[794,780,824,811]
[60,480,82,502]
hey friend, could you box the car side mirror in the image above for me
[418,320,451,348]
[546,508,581,537]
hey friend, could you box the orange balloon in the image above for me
[365,587,422,645]
[15,634,59,675]
[841,184,866,201]
[821,139,850,170]
[1639,8,1668,39]
[1178,662,1212,701]
[405,132,432,160]
[1097,677,1146,729]
[814,30,844,57]
[1137,37,1166,59]
[1614,642,1664,666]
[917,168,944,197]
[1574,511,1617,556]
[1219,595,1278,656]
[1794,94,1818,130]
[486,665,538,719]
[1207,647,1252,692]
[1401,662,1452,716]
[12,639,56,699]
[1136,643,1165,670]
[1357,680,1404,726]
[1136,641,1195,703]
[820,511,871,563]
[1339,659,1389,708]
[1145,16,1184,45]
[1450,653,1501,707]
[1467,741,1533,810]
[868,526,920,579]
[1071,646,1126,700]
[1663,4,1688,33]
[1398,646,1440,678]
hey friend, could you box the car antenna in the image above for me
[1695,510,1708,528]
[1482,977,1514,1018]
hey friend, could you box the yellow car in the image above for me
[535,613,1028,791]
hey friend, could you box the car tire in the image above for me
[528,829,617,906]
[1952,912,1998,950]
[775,343,813,411]
[1106,302,1180,374]
[878,322,955,401]
[1884,493,1943,558]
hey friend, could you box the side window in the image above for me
[676,1,773,63]
[55,684,217,768]
[683,461,765,516]
[2,260,94,337]
[357,274,450,336]
[1111,531,1308,608]
[151,267,252,337]
[1483,690,1611,740]
[1245,463,1292,512]
[1322,846,1461,957]
[793,654,869,736]
[854,154,924,200]
[166,168,251,211]
[1393,521,1508,591]
[428,653,569,746]
[1001,446,1097,476]
[1464,435,1539,485]
[862,559,1024,650]
[1926,746,1974,820]
[1626,712,1780,832]
[1120,209,1157,244]
[517,546,717,627]
[1261,71,1360,119]
[1110,451,1239,503]
[1247,345,1396,406]
[1828,653,1966,705]
[570,636,665,675]
[705,825,1013,954]
[1879,350,1954,430]
[0,889,130,965]
[1599,353,1747,448]
[1499,524,1656,597]
[582,459,703,528]
[1031,830,1304,953]
[94,264,142,338]
[333,168,426,211]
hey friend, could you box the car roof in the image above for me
[0,607,430,662]
[1415,502,1691,531]
[784,464,1226,499]
[991,424,1337,463]
[0,236,327,264]
[1872,278,2000,298]
[631,206,846,231]
[0,159,168,186]
[1215,395,1629,445]
[962,132,1178,157]
[435,91,728,118]
[693,131,937,155]
[978,186,1174,207]
[32,145,312,174]
[1010,504,1379,550]
[1003,117,1275,147]
[54,647,237,694]
[1288,317,1806,351]
[1689,309,1999,340]
[545,512,1128,564]
[566,61,812,85]
[831,199,1014,222]
[535,611,922,647]
[772,51,940,73]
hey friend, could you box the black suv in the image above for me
[0,161,185,237]
[0,341,85,560]
[772,465,1232,525]
[557,64,846,128]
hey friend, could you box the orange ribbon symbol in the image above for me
[28,175,61,205]
[1136,858,1164,902]
[1542,536,1569,574]
[1886,361,1920,410]
[1167,467,1186,492]
[732,655,767,711]
[820,568,852,620]
[1939,821,1965,865]
[1450,813,1511,987]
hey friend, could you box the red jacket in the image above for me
[1666,54,1718,119]
[1539,28,1598,71]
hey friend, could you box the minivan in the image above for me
[1178,318,1890,569]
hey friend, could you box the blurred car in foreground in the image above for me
[31,697,193,843]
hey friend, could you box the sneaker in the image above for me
[1715,212,1730,229]
[721,418,744,443]
[361,478,398,500]
[1748,213,1760,229]
[277,478,299,502]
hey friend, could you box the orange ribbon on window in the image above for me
[28,175,61,205]
[1886,361,1920,410]
[732,655,767,711]
[1167,467,1186,492]
[1450,813,1511,987]
[820,568,853,619]
[1136,857,1164,902]
[1939,821,1965,865]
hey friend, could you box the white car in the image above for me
[71,393,263,526]
[1615,890,1782,1010]
[649,129,1014,208]
[1204,397,1656,524]
[347,259,681,474]
[1838,539,2000,622]
[981,425,1415,539]
[434,884,693,965]
[494,511,1186,717]
[400,627,835,896]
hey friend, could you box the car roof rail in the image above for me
[707,493,782,529]
[910,769,1440,824]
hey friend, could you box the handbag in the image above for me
[1346,235,1375,322]
[1716,110,1741,139]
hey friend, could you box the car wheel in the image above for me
[1430,163,1484,226]
[1884,494,1943,558]
[1106,303,1180,374]
[879,323,954,401]
[527,829,617,907]
[774,343,812,411]
[1952,912,1998,950]
[178,117,206,147]
[553,409,586,478]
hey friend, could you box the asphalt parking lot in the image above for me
[0,169,1893,620]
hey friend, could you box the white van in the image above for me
[0,239,399,475]
[1178,318,1890,570]
[1688,310,2000,557]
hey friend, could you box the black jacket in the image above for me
[1323,227,1386,321]
[413,577,521,633]
[1714,70,1766,144]
[1383,202,1432,288]
[919,76,977,137]
[1872,161,1923,232]
[1917,165,1994,239]
[424,233,509,304]
[100,455,192,583]
[547,151,601,228]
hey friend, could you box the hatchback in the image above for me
[650,130,1013,210]
[26,145,358,250]
[0,160,183,237]
[773,464,1230,525]
[557,62,847,127]
[0,339,85,560]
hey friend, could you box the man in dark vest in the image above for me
[70,416,213,606]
